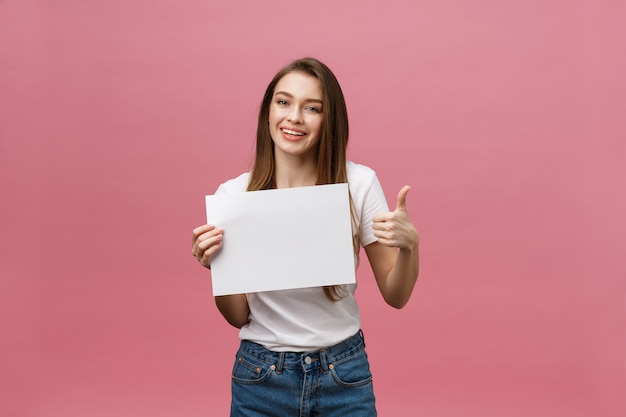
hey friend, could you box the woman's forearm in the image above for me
[383,245,419,309]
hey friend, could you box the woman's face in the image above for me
[268,71,324,162]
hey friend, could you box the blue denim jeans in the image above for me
[230,330,376,416]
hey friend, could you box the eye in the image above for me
[305,106,321,113]
[276,99,289,106]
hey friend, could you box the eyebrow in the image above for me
[274,91,323,105]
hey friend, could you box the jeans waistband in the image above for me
[238,330,366,373]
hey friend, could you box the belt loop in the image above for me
[276,352,285,374]
[359,329,366,347]
[320,349,329,372]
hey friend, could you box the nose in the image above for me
[287,106,303,124]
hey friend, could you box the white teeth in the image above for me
[282,128,304,136]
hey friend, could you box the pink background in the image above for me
[1,1,624,416]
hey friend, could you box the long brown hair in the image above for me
[247,57,359,301]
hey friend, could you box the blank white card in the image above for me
[205,183,355,296]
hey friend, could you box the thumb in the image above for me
[395,185,411,212]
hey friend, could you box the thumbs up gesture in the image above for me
[372,186,420,250]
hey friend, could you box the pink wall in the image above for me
[1,1,624,416]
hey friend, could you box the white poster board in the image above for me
[205,183,356,296]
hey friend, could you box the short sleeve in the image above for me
[358,173,389,247]
[347,162,389,248]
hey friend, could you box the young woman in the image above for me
[191,57,419,417]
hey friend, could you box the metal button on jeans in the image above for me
[304,356,312,364]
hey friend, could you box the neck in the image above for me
[274,153,317,188]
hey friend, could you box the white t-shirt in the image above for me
[214,161,389,351]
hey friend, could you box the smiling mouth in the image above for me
[281,128,305,136]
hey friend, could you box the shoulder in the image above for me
[347,161,379,187]
[346,160,387,204]
[215,172,250,194]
